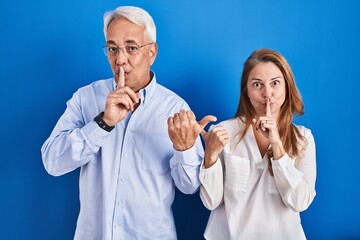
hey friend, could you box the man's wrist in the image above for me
[94,112,115,132]
[173,143,194,152]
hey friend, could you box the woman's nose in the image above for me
[262,85,272,98]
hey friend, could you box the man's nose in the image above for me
[116,49,128,65]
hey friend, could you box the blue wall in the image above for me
[1,0,359,239]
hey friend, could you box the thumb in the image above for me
[198,115,217,136]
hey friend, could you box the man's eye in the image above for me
[108,47,118,53]
[126,46,139,53]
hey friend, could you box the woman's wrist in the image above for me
[203,152,218,169]
[271,141,285,160]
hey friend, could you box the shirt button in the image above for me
[123,153,128,158]
[120,177,125,182]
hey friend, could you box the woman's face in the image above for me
[246,62,286,119]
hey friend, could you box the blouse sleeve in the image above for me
[271,128,316,212]
[199,155,225,210]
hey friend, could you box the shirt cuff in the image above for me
[172,145,201,165]
[81,120,112,147]
[271,154,304,190]
[200,157,221,172]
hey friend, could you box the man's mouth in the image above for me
[117,69,130,76]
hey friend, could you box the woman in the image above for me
[200,49,316,240]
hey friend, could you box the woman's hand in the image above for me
[203,126,230,168]
[252,99,285,159]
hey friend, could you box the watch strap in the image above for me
[94,112,115,132]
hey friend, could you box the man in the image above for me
[41,6,215,240]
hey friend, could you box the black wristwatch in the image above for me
[94,112,115,132]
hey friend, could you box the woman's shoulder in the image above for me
[294,124,313,140]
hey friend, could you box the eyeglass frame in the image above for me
[102,42,154,57]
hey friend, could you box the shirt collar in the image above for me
[112,71,157,106]
[139,71,156,106]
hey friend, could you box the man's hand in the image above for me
[167,110,217,151]
[102,67,140,126]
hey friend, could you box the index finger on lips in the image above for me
[266,98,272,117]
[117,67,125,89]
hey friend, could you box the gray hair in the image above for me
[103,6,156,42]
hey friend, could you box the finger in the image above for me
[167,117,174,128]
[198,115,217,137]
[179,109,188,120]
[198,115,217,129]
[252,118,260,131]
[123,87,140,103]
[266,98,272,117]
[261,121,266,132]
[186,110,195,120]
[218,129,230,138]
[110,93,134,111]
[214,128,230,140]
[220,133,231,146]
[119,96,134,111]
[114,87,140,104]
[173,113,180,119]
[173,113,181,127]
[117,67,125,88]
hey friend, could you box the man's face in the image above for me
[105,17,157,92]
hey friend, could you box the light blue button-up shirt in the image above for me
[41,72,204,240]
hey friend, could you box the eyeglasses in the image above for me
[103,42,154,57]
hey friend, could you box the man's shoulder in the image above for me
[154,83,186,103]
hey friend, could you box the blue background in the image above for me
[1,0,359,239]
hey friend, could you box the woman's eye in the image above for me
[253,82,261,88]
[272,80,281,86]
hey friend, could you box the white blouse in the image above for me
[200,118,316,240]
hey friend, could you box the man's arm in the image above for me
[167,110,216,193]
[41,92,110,176]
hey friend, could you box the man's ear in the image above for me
[149,43,158,66]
